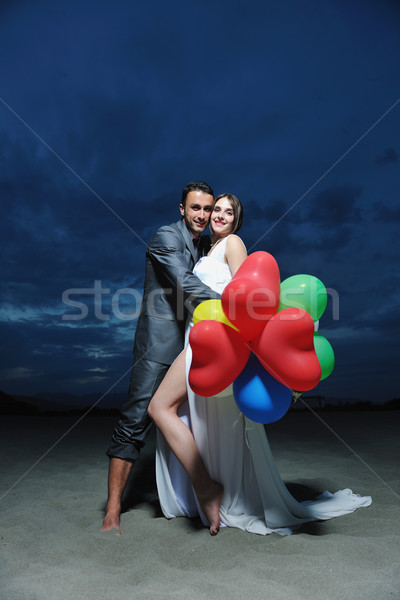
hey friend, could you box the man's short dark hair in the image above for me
[182,181,214,205]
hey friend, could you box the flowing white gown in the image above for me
[156,236,372,535]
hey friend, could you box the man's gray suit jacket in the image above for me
[133,219,220,365]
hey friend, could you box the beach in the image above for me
[1,410,399,600]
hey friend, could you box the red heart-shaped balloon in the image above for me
[221,252,281,341]
[250,308,321,391]
[188,320,250,396]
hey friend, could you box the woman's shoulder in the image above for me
[225,234,247,252]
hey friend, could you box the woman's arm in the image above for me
[225,235,248,276]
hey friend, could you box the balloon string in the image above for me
[244,419,255,480]
[232,413,254,478]
[232,413,244,430]
[244,420,255,450]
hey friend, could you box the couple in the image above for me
[102,181,371,535]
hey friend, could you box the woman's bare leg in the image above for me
[148,349,223,535]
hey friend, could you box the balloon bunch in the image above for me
[188,252,334,424]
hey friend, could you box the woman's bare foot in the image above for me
[197,481,224,536]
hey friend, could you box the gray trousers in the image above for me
[106,358,170,462]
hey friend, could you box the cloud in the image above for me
[1,0,399,404]
[303,185,364,226]
[376,147,398,166]
[0,367,38,381]
[240,184,365,254]
[0,316,134,395]
[371,201,400,223]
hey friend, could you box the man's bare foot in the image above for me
[99,509,121,535]
[197,481,224,536]
[99,457,134,535]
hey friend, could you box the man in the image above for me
[101,181,220,534]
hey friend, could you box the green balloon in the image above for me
[313,333,335,380]
[278,274,327,321]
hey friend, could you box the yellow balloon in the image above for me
[193,299,237,330]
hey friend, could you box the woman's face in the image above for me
[211,197,235,237]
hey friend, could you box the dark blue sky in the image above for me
[1,0,399,403]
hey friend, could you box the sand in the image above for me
[1,410,399,600]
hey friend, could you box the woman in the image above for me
[149,194,371,536]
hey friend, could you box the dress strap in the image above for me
[208,235,230,261]
[208,235,246,261]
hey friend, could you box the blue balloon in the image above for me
[233,353,292,423]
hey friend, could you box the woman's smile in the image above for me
[210,197,235,239]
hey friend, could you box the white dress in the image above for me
[155,236,372,535]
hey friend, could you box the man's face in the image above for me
[180,190,214,237]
